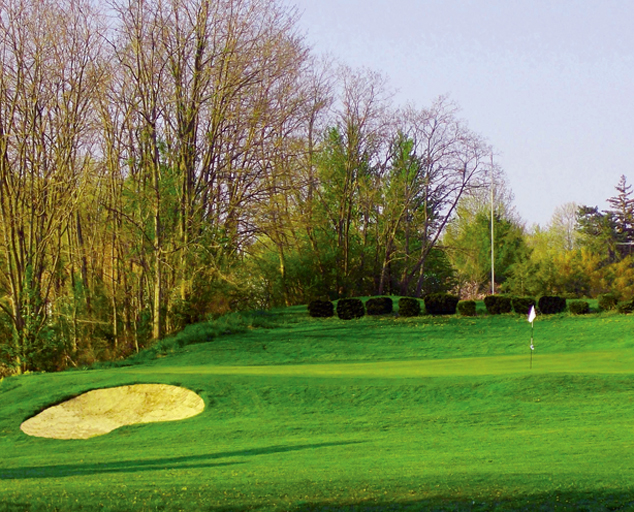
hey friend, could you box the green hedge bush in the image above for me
[307,299,334,318]
[336,298,365,320]
[457,300,476,316]
[617,299,634,314]
[538,295,567,315]
[568,300,590,315]
[512,297,536,315]
[366,297,393,316]
[424,293,459,315]
[398,297,421,317]
[598,293,618,311]
[484,295,512,315]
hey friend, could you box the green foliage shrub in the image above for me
[617,299,634,314]
[398,297,421,317]
[424,293,459,315]
[445,211,529,297]
[598,293,618,311]
[484,295,512,315]
[170,298,201,333]
[568,300,590,315]
[0,314,17,372]
[538,295,567,315]
[307,299,334,318]
[169,279,236,331]
[118,310,282,366]
[336,298,365,320]
[511,297,536,315]
[365,297,393,316]
[457,300,476,316]
[10,324,70,373]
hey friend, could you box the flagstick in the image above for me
[527,306,536,370]
[530,321,534,370]
[530,344,533,370]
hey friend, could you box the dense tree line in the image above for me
[0,0,493,373]
[445,174,634,301]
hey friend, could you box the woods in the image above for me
[0,0,493,373]
[3,0,630,375]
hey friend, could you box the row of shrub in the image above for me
[483,295,574,315]
[309,292,634,320]
[415,294,568,317]
[308,294,562,319]
[308,297,420,320]
[453,294,634,316]
[309,294,461,319]
[461,293,633,316]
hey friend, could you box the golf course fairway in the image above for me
[1,305,634,511]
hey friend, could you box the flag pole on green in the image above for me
[528,305,536,369]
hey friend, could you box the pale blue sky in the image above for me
[290,0,634,227]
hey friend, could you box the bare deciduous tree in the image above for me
[0,0,105,371]
[375,98,492,296]
[107,0,308,338]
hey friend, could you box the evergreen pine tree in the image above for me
[607,175,634,246]
[576,205,618,262]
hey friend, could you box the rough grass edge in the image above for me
[89,310,284,370]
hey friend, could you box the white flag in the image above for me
[527,305,536,324]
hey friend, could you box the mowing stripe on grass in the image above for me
[126,349,634,378]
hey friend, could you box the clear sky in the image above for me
[289,0,634,227]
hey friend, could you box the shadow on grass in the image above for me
[0,503,31,512]
[280,491,634,512]
[1,489,633,512]
[0,440,364,480]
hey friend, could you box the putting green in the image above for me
[127,349,634,378]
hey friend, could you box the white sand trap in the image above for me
[20,384,205,440]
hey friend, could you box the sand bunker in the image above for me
[20,384,205,440]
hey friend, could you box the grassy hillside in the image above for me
[1,304,634,511]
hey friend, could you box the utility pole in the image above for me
[490,157,495,295]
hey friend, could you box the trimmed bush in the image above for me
[336,298,365,320]
[307,299,334,318]
[538,295,567,315]
[424,293,459,316]
[598,293,618,311]
[398,297,421,317]
[617,299,634,314]
[366,297,394,316]
[512,297,536,316]
[568,300,590,315]
[484,295,512,315]
[457,300,476,317]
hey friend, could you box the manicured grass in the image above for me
[1,304,634,511]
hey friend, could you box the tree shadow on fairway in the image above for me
[284,490,634,512]
[0,440,365,480]
[0,502,31,512]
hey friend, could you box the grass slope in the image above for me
[1,305,634,511]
